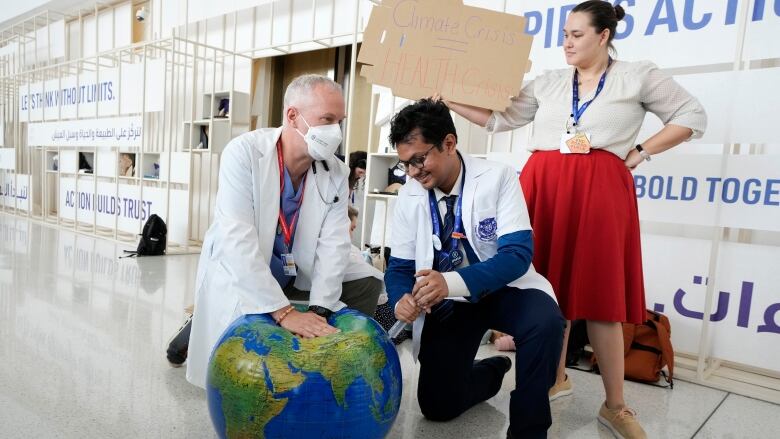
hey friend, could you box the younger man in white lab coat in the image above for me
[385,99,564,438]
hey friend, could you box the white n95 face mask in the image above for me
[295,114,342,161]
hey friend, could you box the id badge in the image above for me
[449,249,463,268]
[560,132,592,154]
[281,253,297,276]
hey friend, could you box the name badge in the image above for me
[560,132,592,154]
[281,253,297,276]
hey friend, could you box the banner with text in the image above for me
[18,59,164,122]
[642,233,780,372]
[27,116,143,148]
[59,178,189,245]
[633,153,780,232]
[508,0,780,78]
[0,172,30,211]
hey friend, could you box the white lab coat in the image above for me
[389,153,555,299]
[347,244,387,304]
[187,127,379,388]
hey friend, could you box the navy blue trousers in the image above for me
[417,287,564,438]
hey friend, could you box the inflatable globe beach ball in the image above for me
[206,308,402,439]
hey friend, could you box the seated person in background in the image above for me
[346,206,410,344]
[384,99,564,438]
[118,153,134,177]
[185,74,382,388]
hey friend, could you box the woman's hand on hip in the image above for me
[624,149,644,171]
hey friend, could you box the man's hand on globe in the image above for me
[279,309,340,338]
[394,293,421,324]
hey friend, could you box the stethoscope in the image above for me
[311,160,339,204]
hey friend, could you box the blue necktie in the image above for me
[439,195,457,267]
[432,195,458,320]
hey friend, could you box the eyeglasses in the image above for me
[395,145,437,173]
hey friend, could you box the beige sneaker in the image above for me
[598,402,648,439]
[548,374,573,401]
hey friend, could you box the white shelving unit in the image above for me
[184,91,250,154]
[202,91,250,122]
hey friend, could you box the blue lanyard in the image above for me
[571,57,612,125]
[428,159,466,245]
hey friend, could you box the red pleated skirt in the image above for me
[520,149,646,324]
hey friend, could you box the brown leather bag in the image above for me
[621,310,675,387]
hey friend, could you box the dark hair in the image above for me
[572,0,625,54]
[388,98,457,150]
[349,151,367,169]
[348,151,367,188]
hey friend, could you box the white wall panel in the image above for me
[637,68,780,145]
[291,0,315,43]
[98,9,114,53]
[332,0,358,36]
[20,19,65,65]
[272,0,292,47]
[313,0,336,39]
[253,3,274,50]
[82,16,98,58]
[182,0,274,25]
[234,9,255,53]
[0,149,15,170]
[743,0,780,60]
[114,3,133,48]
[68,20,80,59]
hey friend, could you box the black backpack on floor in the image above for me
[124,214,167,257]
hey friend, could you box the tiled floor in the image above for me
[1,212,778,438]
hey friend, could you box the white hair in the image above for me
[282,74,343,124]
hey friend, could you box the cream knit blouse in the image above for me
[485,60,707,159]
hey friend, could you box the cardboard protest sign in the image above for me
[358,0,533,111]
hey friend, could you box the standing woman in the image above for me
[443,1,706,438]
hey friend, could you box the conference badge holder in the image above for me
[281,253,297,276]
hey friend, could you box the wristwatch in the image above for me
[635,144,651,162]
[308,305,333,318]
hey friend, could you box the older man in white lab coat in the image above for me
[186,75,382,389]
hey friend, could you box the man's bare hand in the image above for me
[278,310,339,338]
[412,269,449,312]
[395,293,422,323]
